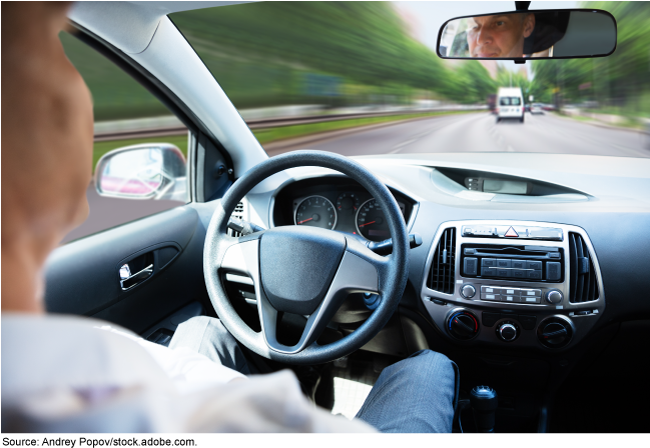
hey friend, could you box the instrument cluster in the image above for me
[272,177,414,242]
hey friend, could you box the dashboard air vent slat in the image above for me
[568,232,598,303]
[428,227,456,294]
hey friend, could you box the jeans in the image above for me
[169,316,458,433]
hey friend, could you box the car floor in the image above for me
[550,320,650,432]
[312,351,399,418]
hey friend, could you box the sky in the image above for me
[392,1,579,75]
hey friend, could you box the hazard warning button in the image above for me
[505,227,519,238]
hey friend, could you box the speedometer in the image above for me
[355,199,390,242]
[294,195,337,230]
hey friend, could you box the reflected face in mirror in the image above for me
[466,13,535,58]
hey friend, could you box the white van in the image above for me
[496,87,524,123]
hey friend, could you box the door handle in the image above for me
[120,264,153,290]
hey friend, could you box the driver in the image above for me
[1,2,457,433]
[467,12,535,58]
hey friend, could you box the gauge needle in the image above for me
[297,218,313,224]
[359,221,376,227]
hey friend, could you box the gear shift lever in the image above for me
[470,385,498,432]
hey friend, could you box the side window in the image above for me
[59,31,189,244]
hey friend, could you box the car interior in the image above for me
[43,1,650,433]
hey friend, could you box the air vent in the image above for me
[228,201,245,237]
[568,232,599,303]
[427,227,456,294]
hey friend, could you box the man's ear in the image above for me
[523,13,535,38]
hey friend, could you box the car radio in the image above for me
[420,220,605,351]
[461,244,564,283]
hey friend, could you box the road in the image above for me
[271,111,650,158]
[62,112,649,243]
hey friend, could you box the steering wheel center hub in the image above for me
[259,226,345,315]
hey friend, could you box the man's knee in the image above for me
[409,349,453,366]
[357,350,457,432]
[376,349,456,396]
[171,316,226,351]
[176,316,230,337]
[178,315,213,330]
[401,350,454,377]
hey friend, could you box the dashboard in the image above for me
[238,153,650,356]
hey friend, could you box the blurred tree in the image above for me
[171,2,452,108]
[532,2,650,115]
[445,61,498,104]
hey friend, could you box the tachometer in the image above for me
[294,195,337,230]
[355,199,390,242]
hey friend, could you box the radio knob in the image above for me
[497,322,518,342]
[460,284,477,299]
[546,289,564,304]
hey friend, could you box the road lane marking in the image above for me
[389,138,418,154]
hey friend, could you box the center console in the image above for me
[420,221,605,351]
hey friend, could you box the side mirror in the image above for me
[438,9,617,60]
[95,143,187,201]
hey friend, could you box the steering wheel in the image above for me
[203,150,409,365]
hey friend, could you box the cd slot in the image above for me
[464,245,560,261]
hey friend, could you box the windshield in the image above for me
[500,98,522,106]
[155,1,648,159]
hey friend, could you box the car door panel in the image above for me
[44,205,208,334]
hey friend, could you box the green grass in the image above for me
[251,110,470,144]
[559,112,646,130]
[91,110,472,172]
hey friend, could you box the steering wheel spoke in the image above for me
[220,236,262,279]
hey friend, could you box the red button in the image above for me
[505,227,519,237]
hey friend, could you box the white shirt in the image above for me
[1,314,375,433]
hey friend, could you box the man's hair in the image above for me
[520,13,533,23]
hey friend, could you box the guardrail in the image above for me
[93,106,486,142]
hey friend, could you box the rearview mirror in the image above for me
[438,9,616,60]
[95,143,187,201]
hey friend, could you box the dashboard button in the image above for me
[497,269,511,278]
[546,289,563,304]
[546,262,562,281]
[482,293,501,301]
[481,286,499,294]
[526,270,542,280]
[512,260,526,269]
[464,226,497,237]
[460,284,477,299]
[502,295,520,303]
[521,289,542,297]
[501,287,519,296]
[482,312,501,327]
[497,259,512,268]
[526,261,542,270]
[481,266,497,276]
[521,295,541,304]
[512,269,527,279]
[530,228,563,241]
[497,322,519,341]
[482,258,497,267]
[463,258,478,276]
